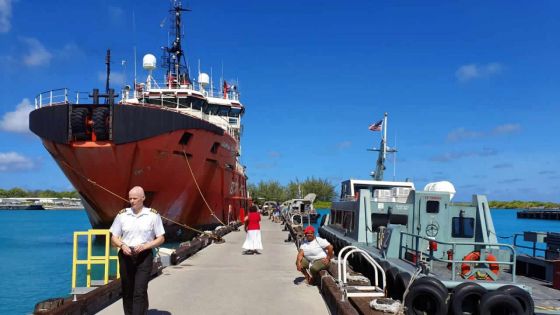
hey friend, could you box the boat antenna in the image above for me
[133,9,137,91]
[368,112,397,181]
[105,49,111,94]
[162,1,191,85]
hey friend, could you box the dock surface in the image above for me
[99,219,328,315]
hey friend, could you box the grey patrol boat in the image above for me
[319,113,559,315]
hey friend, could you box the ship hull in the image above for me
[30,103,248,240]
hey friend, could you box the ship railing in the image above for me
[71,229,119,297]
[143,80,240,101]
[35,89,92,109]
[513,232,559,259]
[399,232,517,282]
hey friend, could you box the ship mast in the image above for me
[162,1,191,86]
[371,113,397,181]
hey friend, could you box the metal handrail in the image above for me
[513,233,558,257]
[399,232,516,281]
[71,229,119,289]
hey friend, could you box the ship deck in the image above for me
[98,219,329,315]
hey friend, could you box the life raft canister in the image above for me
[461,251,499,280]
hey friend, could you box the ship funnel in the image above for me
[198,73,210,87]
[424,181,456,200]
[143,54,157,70]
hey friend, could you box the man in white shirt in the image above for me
[295,225,334,285]
[110,186,165,315]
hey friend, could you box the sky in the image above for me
[0,0,558,202]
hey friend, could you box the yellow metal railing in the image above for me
[71,229,119,288]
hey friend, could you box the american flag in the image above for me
[368,120,383,131]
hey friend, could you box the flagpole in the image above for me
[383,112,388,164]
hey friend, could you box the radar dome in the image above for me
[143,54,157,70]
[198,73,210,86]
[424,181,456,200]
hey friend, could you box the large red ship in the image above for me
[29,3,248,240]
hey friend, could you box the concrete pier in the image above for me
[98,219,328,315]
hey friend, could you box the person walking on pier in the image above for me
[110,186,165,315]
[296,226,334,285]
[242,205,263,254]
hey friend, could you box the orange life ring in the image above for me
[461,251,499,280]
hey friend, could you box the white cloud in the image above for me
[99,71,126,87]
[0,152,35,172]
[447,123,520,142]
[456,62,503,82]
[491,123,520,135]
[0,98,33,133]
[336,140,352,149]
[447,128,483,142]
[0,0,12,33]
[21,37,53,66]
[108,6,124,21]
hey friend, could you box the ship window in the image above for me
[426,200,439,213]
[210,142,219,154]
[179,132,192,145]
[342,211,354,232]
[452,217,474,238]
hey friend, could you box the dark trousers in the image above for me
[118,250,153,315]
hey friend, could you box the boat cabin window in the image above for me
[229,108,242,118]
[451,217,474,238]
[426,200,439,213]
[330,210,354,231]
[216,105,231,116]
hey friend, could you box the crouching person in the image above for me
[295,226,334,285]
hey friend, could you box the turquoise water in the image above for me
[1,209,559,314]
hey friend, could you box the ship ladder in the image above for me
[337,245,386,301]
[71,229,119,300]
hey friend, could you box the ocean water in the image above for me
[1,209,559,314]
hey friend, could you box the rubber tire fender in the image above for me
[404,283,448,315]
[497,285,534,315]
[449,282,487,315]
[411,276,448,296]
[71,107,89,140]
[92,107,110,141]
[394,271,411,301]
[385,267,400,299]
[479,291,524,315]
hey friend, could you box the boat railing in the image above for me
[35,89,100,108]
[141,81,240,101]
[399,232,517,282]
[513,232,559,259]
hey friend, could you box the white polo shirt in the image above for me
[110,207,165,247]
[300,236,331,261]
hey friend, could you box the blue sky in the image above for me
[0,1,558,202]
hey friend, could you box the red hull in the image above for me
[42,128,247,239]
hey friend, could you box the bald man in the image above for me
[110,186,165,315]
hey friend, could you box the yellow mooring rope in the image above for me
[58,160,222,238]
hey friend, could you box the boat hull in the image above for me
[30,103,247,240]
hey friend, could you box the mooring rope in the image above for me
[58,160,216,237]
[181,145,227,226]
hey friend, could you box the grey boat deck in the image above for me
[98,219,329,315]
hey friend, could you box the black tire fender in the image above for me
[385,267,400,299]
[497,285,534,315]
[449,282,487,315]
[479,291,524,315]
[92,107,110,141]
[394,271,411,301]
[71,107,89,140]
[404,283,447,315]
[411,276,448,296]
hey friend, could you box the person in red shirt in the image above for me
[242,205,263,254]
